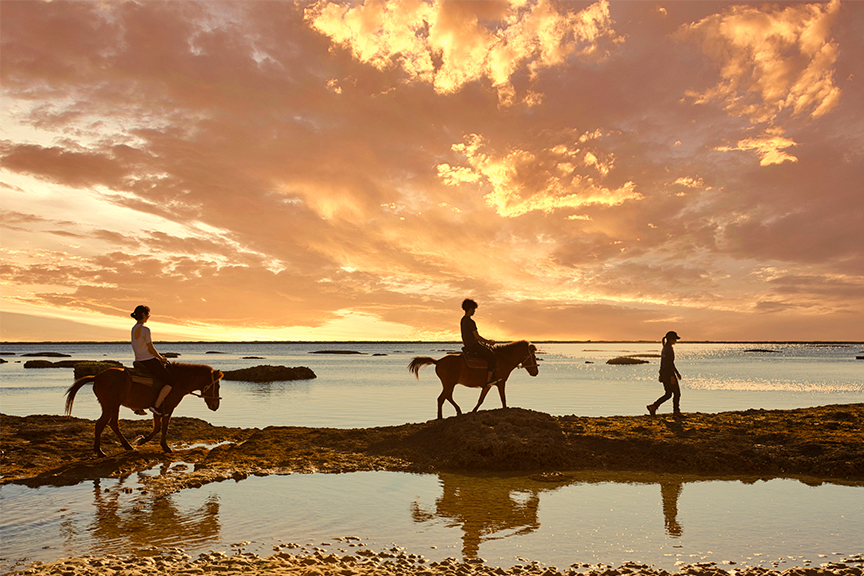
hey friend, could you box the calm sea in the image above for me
[1,342,862,572]
[1,341,862,426]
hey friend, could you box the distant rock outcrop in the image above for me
[606,356,649,365]
[24,359,123,370]
[221,365,316,382]
[21,352,71,358]
[309,350,363,354]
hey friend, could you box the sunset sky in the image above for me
[1,0,862,343]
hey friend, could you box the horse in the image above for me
[408,340,539,419]
[64,362,223,457]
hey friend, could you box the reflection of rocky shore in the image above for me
[6,549,863,576]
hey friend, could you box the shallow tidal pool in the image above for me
[1,469,861,573]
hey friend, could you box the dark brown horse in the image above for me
[408,340,539,419]
[65,362,223,457]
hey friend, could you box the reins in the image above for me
[189,373,222,400]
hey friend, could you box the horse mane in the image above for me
[492,339,532,352]
[167,362,216,377]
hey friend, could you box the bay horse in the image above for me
[408,340,539,419]
[64,362,223,457]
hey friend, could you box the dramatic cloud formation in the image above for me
[1,0,862,342]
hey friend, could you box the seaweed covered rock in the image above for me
[607,356,649,365]
[221,365,316,382]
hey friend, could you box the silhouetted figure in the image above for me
[131,305,175,416]
[460,299,498,385]
[660,479,683,537]
[647,331,683,417]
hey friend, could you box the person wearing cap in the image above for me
[460,298,498,385]
[647,330,683,417]
[130,305,175,416]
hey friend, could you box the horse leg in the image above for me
[437,382,461,419]
[159,413,173,453]
[137,416,161,446]
[107,407,134,452]
[94,411,111,457]
[497,380,507,409]
[471,384,494,413]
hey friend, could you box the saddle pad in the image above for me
[463,356,488,370]
[128,363,155,388]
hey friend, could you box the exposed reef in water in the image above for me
[221,365,316,382]
[606,356,649,365]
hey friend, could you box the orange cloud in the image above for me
[306,0,620,105]
[437,133,640,217]
[680,0,841,124]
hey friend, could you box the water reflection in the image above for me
[3,469,860,573]
[412,471,691,557]
[411,473,542,557]
[87,473,221,554]
[660,479,683,537]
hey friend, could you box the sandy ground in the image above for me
[2,404,863,575]
[6,549,863,576]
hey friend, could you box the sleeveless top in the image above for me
[131,323,156,362]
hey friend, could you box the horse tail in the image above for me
[408,356,437,379]
[64,375,95,416]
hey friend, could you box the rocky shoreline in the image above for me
[2,405,862,576]
[2,404,862,496]
[5,548,863,576]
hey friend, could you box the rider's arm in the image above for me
[146,341,165,363]
[473,330,494,346]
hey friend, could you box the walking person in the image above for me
[647,331,683,418]
[130,305,175,416]
[460,298,498,385]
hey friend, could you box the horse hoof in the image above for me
[95,450,107,458]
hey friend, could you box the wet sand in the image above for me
[2,404,863,575]
[6,548,863,576]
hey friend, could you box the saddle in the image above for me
[461,347,489,370]
[127,361,159,388]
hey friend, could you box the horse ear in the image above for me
[530,344,537,351]
[213,369,223,379]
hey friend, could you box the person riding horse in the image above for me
[460,298,498,386]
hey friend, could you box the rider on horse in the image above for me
[460,298,498,386]
[131,305,176,416]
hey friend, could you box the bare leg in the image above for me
[153,385,172,409]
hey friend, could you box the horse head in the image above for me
[522,343,539,376]
[203,369,223,411]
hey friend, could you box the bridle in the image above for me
[189,372,222,400]
[517,350,539,371]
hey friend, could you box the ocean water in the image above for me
[1,341,862,427]
[1,341,862,571]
